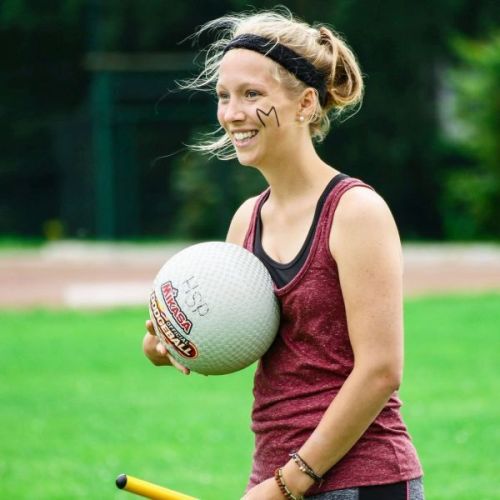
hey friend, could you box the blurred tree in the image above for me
[0,0,87,235]
[1,0,498,240]
[165,0,499,240]
[440,32,500,239]
[298,0,499,240]
[0,0,231,237]
[169,130,267,240]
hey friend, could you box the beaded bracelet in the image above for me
[289,452,323,485]
[274,468,304,500]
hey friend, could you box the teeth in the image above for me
[234,131,257,141]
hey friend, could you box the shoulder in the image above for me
[330,184,402,262]
[225,195,260,246]
[336,185,395,227]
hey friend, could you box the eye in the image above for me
[217,92,229,102]
[246,90,261,99]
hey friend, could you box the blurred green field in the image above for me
[1,292,499,499]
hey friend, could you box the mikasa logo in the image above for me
[150,291,198,359]
[161,281,193,334]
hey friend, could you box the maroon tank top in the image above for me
[243,177,423,494]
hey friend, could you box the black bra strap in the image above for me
[254,173,349,288]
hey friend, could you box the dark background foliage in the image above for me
[1,0,498,240]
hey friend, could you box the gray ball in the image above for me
[149,242,280,375]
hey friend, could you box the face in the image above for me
[216,49,301,167]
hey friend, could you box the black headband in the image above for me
[223,34,327,106]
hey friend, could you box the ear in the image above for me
[297,87,317,119]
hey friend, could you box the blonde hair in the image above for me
[180,6,364,160]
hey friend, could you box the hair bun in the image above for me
[318,27,332,47]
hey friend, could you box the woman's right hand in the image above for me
[143,319,190,375]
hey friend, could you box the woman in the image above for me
[143,8,424,500]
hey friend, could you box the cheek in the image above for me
[255,104,281,129]
[217,107,225,127]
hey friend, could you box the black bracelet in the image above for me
[289,452,323,484]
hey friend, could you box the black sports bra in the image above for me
[254,173,349,288]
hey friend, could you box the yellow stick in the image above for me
[116,474,199,500]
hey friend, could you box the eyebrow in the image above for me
[215,81,267,91]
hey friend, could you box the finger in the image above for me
[166,353,190,375]
[151,336,189,374]
[143,331,158,352]
[145,319,156,336]
[155,342,167,356]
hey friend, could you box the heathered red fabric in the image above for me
[243,177,423,494]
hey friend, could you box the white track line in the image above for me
[63,282,151,308]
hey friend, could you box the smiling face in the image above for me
[216,49,303,168]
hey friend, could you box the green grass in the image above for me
[0,292,499,499]
[0,236,45,250]
[0,237,195,253]
[401,292,500,499]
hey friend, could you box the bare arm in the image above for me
[282,186,405,494]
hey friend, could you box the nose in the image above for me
[222,97,246,123]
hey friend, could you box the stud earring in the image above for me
[299,115,305,122]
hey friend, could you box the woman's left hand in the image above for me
[240,477,284,499]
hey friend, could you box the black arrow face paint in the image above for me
[256,106,280,127]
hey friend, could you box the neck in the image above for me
[255,137,337,205]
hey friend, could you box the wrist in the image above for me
[282,460,315,496]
